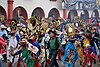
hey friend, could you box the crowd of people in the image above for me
[0,16,100,67]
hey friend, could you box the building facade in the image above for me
[0,0,100,24]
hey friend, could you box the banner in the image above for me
[62,0,100,10]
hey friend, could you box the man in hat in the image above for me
[0,25,8,37]
[47,29,61,67]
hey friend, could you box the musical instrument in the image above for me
[28,16,38,31]
[86,23,92,33]
[10,19,18,32]
[74,16,80,23]
[19,26,30,39]
[41,20,48,32]
[78,20,83,27]
[52,21,60,30]
[65,23,76,37]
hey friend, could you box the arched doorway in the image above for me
[91,9,99,20]
[0,6,7,20]
[68,10,78,22]
[13,6,28,21]
[80,10,89,22]
[48,8,60,18]
[32,7,45,17]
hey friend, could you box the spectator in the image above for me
[0,25,8,37]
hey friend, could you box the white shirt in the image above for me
[8,36,17,49]
[7,36,18,62]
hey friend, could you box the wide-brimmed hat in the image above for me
[0,25,7,28]
[49,28,57,34]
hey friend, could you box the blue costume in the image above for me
[62,41,78,67]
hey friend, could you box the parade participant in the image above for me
[62,36,78,67]
[0,36,7,67]
[98,37,100,64]
[0,25,8,37]
[83,34,90,48]
[59,18,66,31]
[20,39,39,67]
[74,38,83,66]
[60,40,67,67]
[7,30,18,67]
[0,54,2,67]
[83,43,97,67]
[30,33,40,57]
[11,38,39,67]
[28,32,40,67]
[61,23,78,67]
[47,29,61,67]
[15,24,21,42]
[90,27,99,64]
[38,29,47,67]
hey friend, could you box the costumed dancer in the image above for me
[62,37,78,67]
[38,28,50,67]
[0,36,7,67]
[11,38,39,67]
[82,34,97,67]
[83,43,97,67]
[90,27,99,64]
[98,37,100,64]
[7,30,18,67]
[61,23,78,67]
[74,38,83,66]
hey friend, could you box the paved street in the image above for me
[1,59,100,67]
[57,59,100,67]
